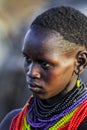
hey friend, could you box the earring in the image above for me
[76,79,81,88]
[74,69,80,88]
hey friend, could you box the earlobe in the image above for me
[74,50,87,75]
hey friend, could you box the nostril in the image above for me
[26,64,41,79]
[29,72,41,79]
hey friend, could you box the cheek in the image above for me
[47,64,74,84]
[46,69,62,85]
[63,65,74,76]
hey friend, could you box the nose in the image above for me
[27,63,41,79]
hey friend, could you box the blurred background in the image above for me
[0,0,87,121]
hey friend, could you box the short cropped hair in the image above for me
[31,6,87,48]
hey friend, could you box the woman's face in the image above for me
[22,28,76,99]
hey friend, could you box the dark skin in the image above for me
[0,28,87,130]
[22,28,87,100]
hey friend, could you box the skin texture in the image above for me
[0,28,87,130]
[1,7,87,130]
[22,28,86,100]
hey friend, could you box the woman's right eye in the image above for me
[24,56,32,64]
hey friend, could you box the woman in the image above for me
[0,6,87,130]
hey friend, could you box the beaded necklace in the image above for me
[33,82,86,119]
[26,80,87,129]
[10,80,87,130]
[27,93,87,130]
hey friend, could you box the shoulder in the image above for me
[78,117,87,130]
[0,108,21,130]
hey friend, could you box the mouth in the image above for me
[28,83,43,93]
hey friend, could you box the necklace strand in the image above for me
[34,83,86,119]
[27,93,87,129]
[27,81,87,129]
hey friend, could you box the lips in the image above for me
[26,76,43,93]
[27,82,43,93]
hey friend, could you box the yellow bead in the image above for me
[77,80,80,88]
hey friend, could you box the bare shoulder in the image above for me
[0,108,21,130]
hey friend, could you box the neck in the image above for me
[42,73,78,105]
[42,91,64,105]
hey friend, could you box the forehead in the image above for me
[23,27,68,54]
[24,27,61,46]
[23,28,76,57]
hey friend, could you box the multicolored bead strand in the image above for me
[48,107,78,130]
[10,80,87,130]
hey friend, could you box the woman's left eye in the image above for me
[41,62,51,69]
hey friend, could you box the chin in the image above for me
[33,93,49,100]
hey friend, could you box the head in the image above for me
[22,6,87,100]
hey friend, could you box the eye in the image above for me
[26,57,32,64]
[23,55,32,64]
[41,61,51,69]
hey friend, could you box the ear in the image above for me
[74,50,87,74]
